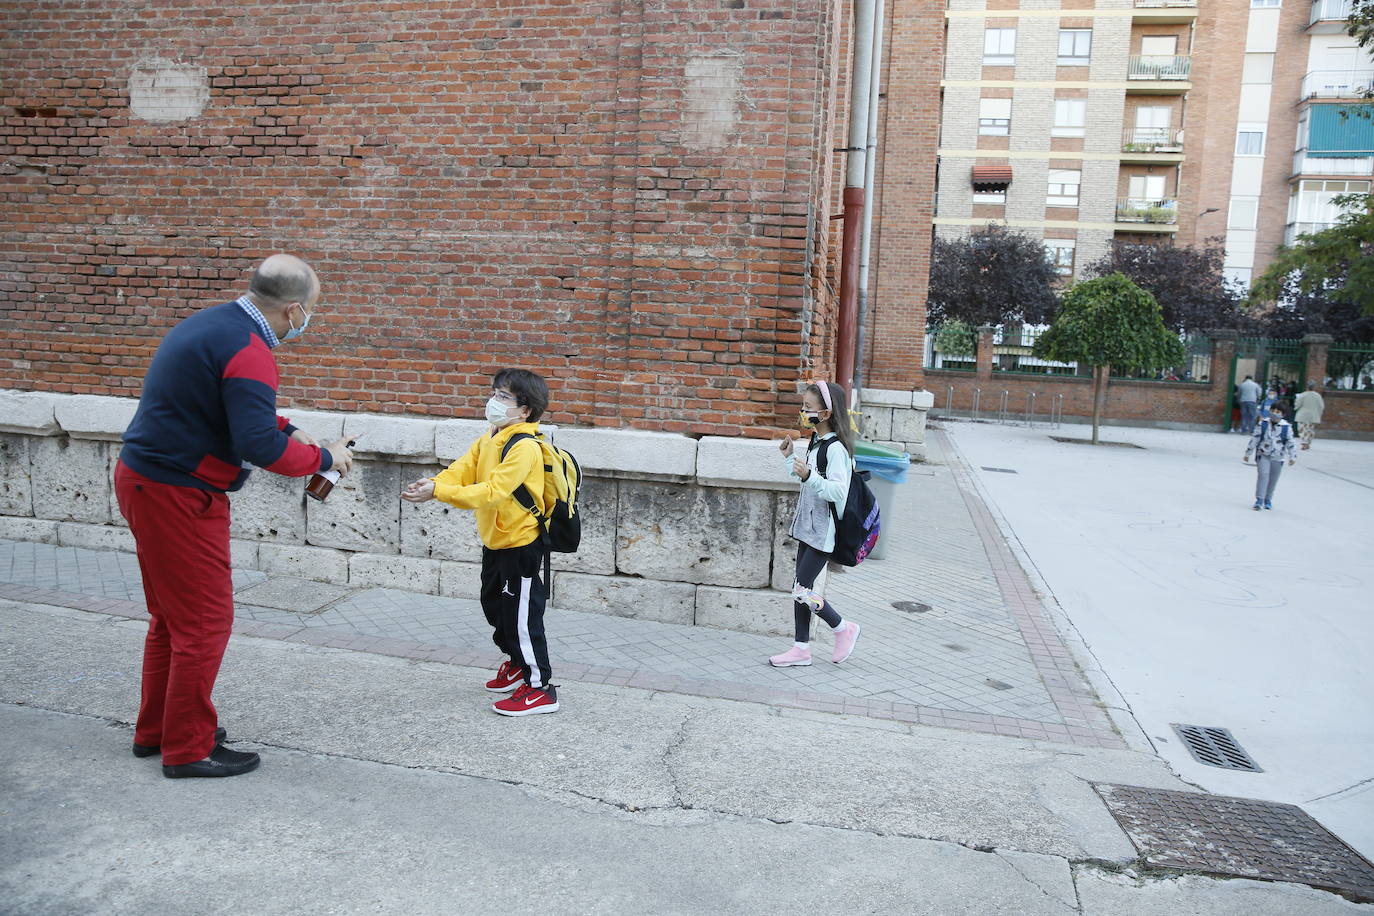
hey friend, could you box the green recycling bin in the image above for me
[852,441,910,561]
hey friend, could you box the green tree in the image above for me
[933,319,977,362]
[1034,273,1185,444]
[1249,194,1374,318]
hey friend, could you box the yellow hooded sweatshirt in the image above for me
[430,421,545,550]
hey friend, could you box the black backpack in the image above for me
[814,437,881,567]
[500,432,583,554]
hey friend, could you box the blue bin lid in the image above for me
[854,452,910,484]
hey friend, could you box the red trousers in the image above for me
[114,462,234,765]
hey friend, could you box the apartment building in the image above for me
[936,0,1197,283]
[1182,0,1373,286]
[934,0,1373,289]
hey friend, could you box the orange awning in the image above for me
[971,164,1013,189]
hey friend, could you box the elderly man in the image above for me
[1293,381,1326,450]
[116,254,354,778]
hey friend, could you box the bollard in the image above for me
[972,387,981,422]
[997,390,1009,425]
[1026,391,1036,427]
[946,385,954,417]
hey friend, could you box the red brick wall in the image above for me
[863,0,942,393]
[1322,392,1374,438]
[1,0,862,438]
[927,370,1228,430]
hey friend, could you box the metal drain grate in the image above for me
[891,601,931,614]
[1172,724,1262,772]
[980,466,1018,474]
[1096,784,1374,902]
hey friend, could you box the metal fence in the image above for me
[1326,342,1374,391]
[1110,333,1212,383]
[990,325,1078,376]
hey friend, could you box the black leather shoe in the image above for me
[132,726,227,758]
[162,743,260,779]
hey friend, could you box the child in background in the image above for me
[1243,400,1297,511]
[768,380,862,668]
[402,369,560,716]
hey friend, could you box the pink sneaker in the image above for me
[769,645,812,667]
[831,621,861,664]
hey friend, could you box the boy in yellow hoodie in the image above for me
[402,369,559,716]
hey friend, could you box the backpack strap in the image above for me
[499,432,546,527]
[500,432,554,584]
[809,435,848,532]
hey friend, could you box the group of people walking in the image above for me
[115,254,867,780]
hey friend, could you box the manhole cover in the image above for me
[1095,784,1374,902]
[891,601,931,614]
[980,466,1018,474]
[984,679,1013,691]
[1172,724,1262,772]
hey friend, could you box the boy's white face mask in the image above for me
[486,396,516,426]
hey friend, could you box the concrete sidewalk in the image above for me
[944,419,1374,862]
[3,426,1372,912]
[4,598,1369,915]
[0,430,1117,745]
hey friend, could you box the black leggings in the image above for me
[794,541,842,642]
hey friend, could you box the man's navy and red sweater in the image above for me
[121,302,333,492]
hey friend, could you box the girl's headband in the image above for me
[812,380,833,412]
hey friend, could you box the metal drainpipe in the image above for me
[836,0,876,397]
[853,0,886,399]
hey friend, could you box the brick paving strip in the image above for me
[931,427,1125,747]
[0,431,1124,749]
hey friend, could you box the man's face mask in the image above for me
[282,304,311,341]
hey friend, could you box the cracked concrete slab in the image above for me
[233,577,351,614]
[2,705,1085,916]
[2,600,1176,860]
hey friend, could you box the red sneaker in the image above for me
[485,660,523,693]
[493,684,560,717]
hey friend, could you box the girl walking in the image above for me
[769,380,862,668]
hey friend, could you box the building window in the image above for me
[1289,179,1372,226]
[972,188,1007,204]
[984,29,1016,66]
[1127,174,1166,203]
[1047,170,1081,207]
[1236,129,1266,156]
[978,98,1012,136]
[1228,198,1259,230]
[1051,99,1087,138]
[1250,0,1280,7]
[1139,35,1178,57]
[1242,53,1274,85]
[1058,30,1092,66]
[1224,266,1253,289]
[1045,239,1076,276]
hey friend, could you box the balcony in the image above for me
[1310,0,1354,32]
[1285,221,1337,245]
[1300,70,1374,100]
[1133,0,1199,23]
[1127,56,1191,92]
[1121,127,1184,161]
[1116,197,1179,229]
[1292,148,1374,177]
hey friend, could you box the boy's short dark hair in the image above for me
[493,368,549,423]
